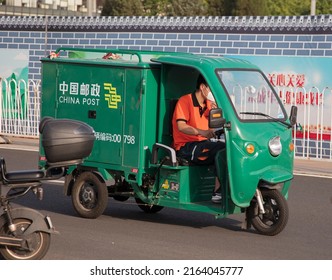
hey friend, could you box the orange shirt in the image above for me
[172,92,212,151]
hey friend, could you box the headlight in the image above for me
[269,136,282,156]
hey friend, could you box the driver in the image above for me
[172,74,225,203]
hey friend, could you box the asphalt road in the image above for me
[1,149,331,260]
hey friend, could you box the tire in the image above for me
[0,218,51,260]
[135,197,164,213]
[247,189,289,236]
[72,172,108,219]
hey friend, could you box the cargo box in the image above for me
[39,118,95,164]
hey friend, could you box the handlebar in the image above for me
[214,128,224,138]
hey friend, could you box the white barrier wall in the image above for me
[0,78,40,137]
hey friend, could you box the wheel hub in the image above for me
[263,204,276,220]
[81,186,95,203]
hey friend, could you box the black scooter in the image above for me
[0,117,95,260]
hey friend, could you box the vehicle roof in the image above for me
[151,54,259,70]
[41,48,259,71]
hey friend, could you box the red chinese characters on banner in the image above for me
[268,72,323,106]
[278,90,323,106]
[268,73,305,88]
[268,72,331,141]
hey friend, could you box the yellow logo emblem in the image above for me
[104,83,121,109]
[162,179,169,189]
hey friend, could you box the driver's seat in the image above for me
[151,98,190,167]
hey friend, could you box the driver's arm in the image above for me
[177,120,215,139]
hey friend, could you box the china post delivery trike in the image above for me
[40,48,297,236]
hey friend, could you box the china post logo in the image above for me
[104,83,121,109]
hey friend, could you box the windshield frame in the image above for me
[216,68,287,123]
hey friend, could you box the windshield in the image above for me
[218,70,286,121]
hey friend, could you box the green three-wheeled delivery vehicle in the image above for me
[40,48,297,236]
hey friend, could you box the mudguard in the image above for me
[0,207,59,235]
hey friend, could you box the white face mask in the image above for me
[206,91,215,102]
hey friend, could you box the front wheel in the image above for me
[247,189,289,236]
[0,218,51,260]
[72,172,108,219]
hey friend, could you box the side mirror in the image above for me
[209,108,226,128]
[289,106,298,126]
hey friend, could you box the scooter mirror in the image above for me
[289,106,298,126]
[209,108,226,128]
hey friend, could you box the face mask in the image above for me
[206,91,215,102]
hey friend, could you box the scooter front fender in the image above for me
[0,207,59,235]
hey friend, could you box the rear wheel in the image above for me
[135,197,164,213]
[72,172,108,219]
[247,189,288,236]
[0,218,51,260]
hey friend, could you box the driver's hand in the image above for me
[201,129,215,139]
